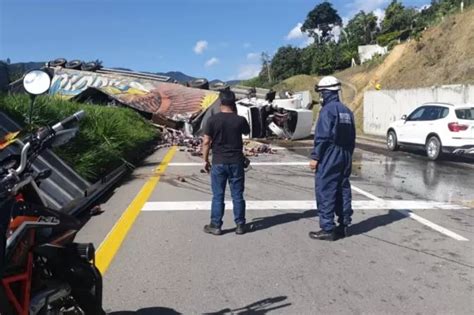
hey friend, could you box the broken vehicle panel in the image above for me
[47,67,220,130]
[236,95,313,140]
[12,64,313,140]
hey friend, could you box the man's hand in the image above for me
[204,161,211,173]
[309,159,318,171]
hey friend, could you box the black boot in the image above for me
[203,223,222,235]
[235,224,246,235]
[308,229,335,241]
[334,224,348,239]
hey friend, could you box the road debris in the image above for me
[155,126,276,158]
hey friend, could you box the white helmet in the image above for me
[315,76,341,92]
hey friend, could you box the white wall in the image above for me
[358,45,388,63]
[364,84,474,136]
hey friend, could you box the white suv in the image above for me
[386,102,474,160]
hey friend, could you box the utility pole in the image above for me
[261,52,272,84]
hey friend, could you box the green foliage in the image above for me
[244,0,470,88]
[376,29,411,46]
[345,11,379,46]
[269,46,303,82]
[0,94,158,181]
[240,76,272,89]
[381,0,417,34]
[302,42,356,75]
[301,1,342,42]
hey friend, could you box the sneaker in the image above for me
[236,224,246,235]
[308,230,335,241]
[204,223,222,235]
[334,225,348,239]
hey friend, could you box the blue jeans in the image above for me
[211,164,246,227]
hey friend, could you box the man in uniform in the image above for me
[309,76,356,241]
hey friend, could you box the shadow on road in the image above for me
[349,209,406,236]
[108,307,181,314]
[107,296,291,315]
[204,296,291,315]
[245,209,317,233]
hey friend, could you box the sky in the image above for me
[0,0,428,81]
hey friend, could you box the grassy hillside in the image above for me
[273,8,474,132]
[0,94,158,181]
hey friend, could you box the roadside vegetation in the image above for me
[0,94,158,182]
[242,0,472,89]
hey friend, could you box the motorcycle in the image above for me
[0,70,105,314]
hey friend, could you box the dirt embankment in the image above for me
[276,8,474,131]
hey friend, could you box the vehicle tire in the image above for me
[81,61,101,72]
[426,136,442,161]
[210,81,227,91]
[188,78,209,90]
[386,130,399,151]
[48,58,67,67]
[65,60,83,70]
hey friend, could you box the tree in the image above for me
[301,1,342,43]
[381,0,417,34]
[269,46,303,82]
[345,11,379,46]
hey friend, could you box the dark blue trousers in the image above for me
[315,145,353,231]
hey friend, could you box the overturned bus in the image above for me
[11,59,313,140]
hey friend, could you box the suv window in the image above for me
[455,108,474,120]
[407,107,426,121]
[440,107,449,119]
[421,106,449,121]
[411,106,448,121]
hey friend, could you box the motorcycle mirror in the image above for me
[23,70,51,95]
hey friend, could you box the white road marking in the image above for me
[165,155,469,241]
[142,199,469,241]
[142,200,467,211]
[351,185,468,241]
[351,185,384,202]
[398,210,469,241]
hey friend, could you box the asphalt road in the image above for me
[77,141,474,315]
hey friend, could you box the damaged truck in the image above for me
[9,58,314,140]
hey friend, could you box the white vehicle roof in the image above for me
[420,102,474,108]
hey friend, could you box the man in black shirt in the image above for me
[202,90,250,235]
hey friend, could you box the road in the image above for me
[77,140,474,315]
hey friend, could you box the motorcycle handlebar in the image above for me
[18,110,86,174]
[52,110,86,133]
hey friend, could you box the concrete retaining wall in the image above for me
[364,84,474,136]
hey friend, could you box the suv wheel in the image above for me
[426,136,442,160]
[387,130,399,151]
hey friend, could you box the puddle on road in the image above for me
[352,150,474,203]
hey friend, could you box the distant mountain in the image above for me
[156,71,195,83]
[6,61,240,86]
[4,61,46,83]
[156,71,241,86]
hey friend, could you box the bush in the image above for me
[0,94,158,181]
[376,29,411,46]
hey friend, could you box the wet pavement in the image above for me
[290,144,474,206]
[77,140,474,314]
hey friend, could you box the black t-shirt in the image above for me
[204,112,250,164]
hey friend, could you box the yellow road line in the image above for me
[95,146,177,274]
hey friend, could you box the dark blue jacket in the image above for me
[311,92,356,162]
